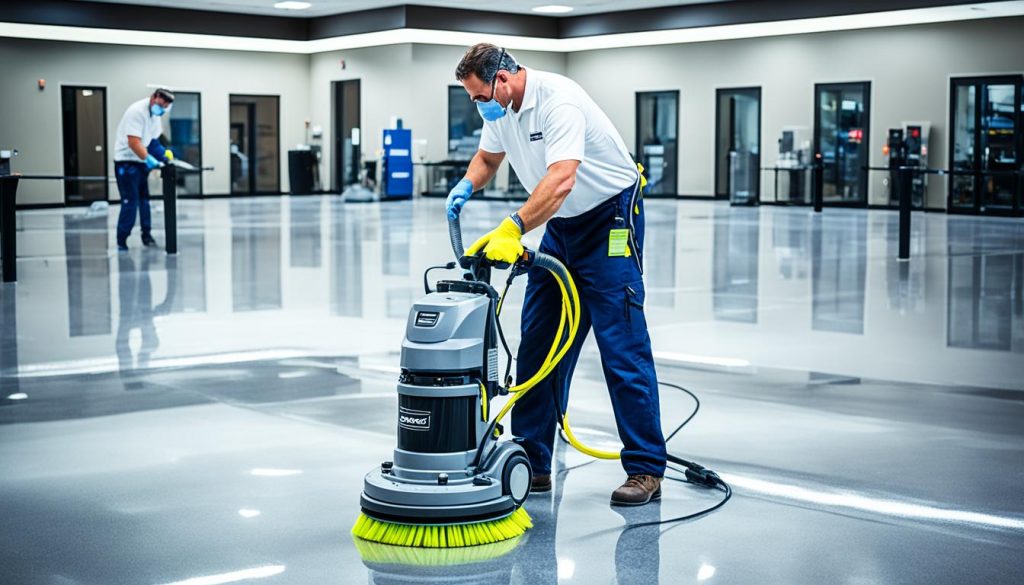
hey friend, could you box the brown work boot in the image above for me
[610,475,662,506]
[531,474,552,493]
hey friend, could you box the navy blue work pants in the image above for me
[512,183,667,478]
[115,161,152,243]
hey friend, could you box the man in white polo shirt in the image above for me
[449,44,667,506]
[113,88,175,251]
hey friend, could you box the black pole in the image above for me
[1,176,18,283]
[812,154,823,212]
[898,166,912,261]
[162,164,177,255]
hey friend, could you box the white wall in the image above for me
[3,16,1022,208]
[0,37,310,205]
[567,16,1024,207]
[308,43,566,191]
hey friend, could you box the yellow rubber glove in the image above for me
[164,150,175,162]
[466,217,524,264]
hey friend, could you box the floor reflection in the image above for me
[712,206,759,323]
[947,251,1024,352]
[116,253,178,385]
[166,220,206,315]
[0,284,17,388]
[645,206,677,309]
[770,206,810,281]
[331,197,363,317]
[232,199,282,312]
[381,202,413,277]
[811,213,867,334]
[64,213,111,337]
[290,197,321,269]
[3,197,1023,390]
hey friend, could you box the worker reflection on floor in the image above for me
[115,253,175,387]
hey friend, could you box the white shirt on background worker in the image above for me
[113,98,164,162]
[478,69,637,218]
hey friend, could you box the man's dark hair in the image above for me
[455,43,520,82]
[153,88,175,103]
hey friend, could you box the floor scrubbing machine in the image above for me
[353,217,575,548]
[353,215,731,549]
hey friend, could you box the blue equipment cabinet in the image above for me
[382,125,413,200]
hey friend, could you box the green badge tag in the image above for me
[608,229,629,257]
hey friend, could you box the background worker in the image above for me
[449,44,667,506]
[113,88,175,251]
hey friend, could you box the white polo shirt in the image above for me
[479,68,637,218]
[113,98,163,162]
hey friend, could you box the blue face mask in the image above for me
[150,104,166,116]
[476,99,507,122]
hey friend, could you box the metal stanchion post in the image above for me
[812,154,823,213]
[898,166,912,261]
[162,164,177,255]
[1,176,19,283]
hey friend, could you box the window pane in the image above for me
[449,86,482,158]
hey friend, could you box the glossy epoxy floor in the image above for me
[1,197,1023,584]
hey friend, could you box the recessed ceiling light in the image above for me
[532,4,574,14]
[274,1,312,10]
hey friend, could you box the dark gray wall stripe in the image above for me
[308,6,407,40]
[3,0,309,40]
[403,5,559,39]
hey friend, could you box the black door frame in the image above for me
[332,79,361,192]
[635,90,680,198]
[947,75,1023,216]
[60,85,109,206]
[714,86,762,200]
[229,94,281,195]
[813,81,871,208]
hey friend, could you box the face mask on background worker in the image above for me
[150,103,168,116]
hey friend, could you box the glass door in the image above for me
[715,87,761,202]
[61,86,108,205]
[950,83,977,211]
[949,76,1023,215]
[229,95,280,195]
[636,91,678,197]
[167,92,202,196]
[814,82,870,207]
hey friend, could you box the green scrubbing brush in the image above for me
[353,533,523,566]
[352,507,532,548]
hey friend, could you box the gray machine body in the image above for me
[360,288,531,524]
[401,291,491,375]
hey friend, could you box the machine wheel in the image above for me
[502,454,531,506]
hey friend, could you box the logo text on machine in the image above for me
[399,406,431,431]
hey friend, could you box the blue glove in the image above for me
[446,178,474,220]
[145,154,160,170]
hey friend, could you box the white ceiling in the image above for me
[70,0,726,18]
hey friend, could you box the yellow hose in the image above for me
[492,258,620,461]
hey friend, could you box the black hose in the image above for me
[449,216,465,260]
[554,380,731,528]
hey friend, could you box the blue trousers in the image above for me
[512,183,667,477]
[115,161,152,243]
